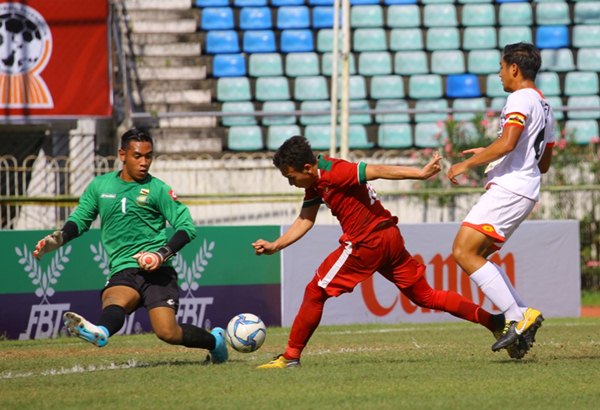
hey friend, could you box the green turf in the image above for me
[1,319,600,410]
[582,290,600,306]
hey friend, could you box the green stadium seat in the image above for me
[286,53,320,77]
[346,125,374,149]
[426,27,460,51]
[540,49,575,72]
[457,0,493,3]
[536,72,561,96]
[423,4,457,27]
[248,53,283,77]
[490,97,507,112]
[409,75,443,99]
[431,50,465,74]
[394,51,428,75]
[358,52,392,76]
[499,3,532,26]
[567,96,600,120]
[353,28,387,51]
[573,25,600,48]
[262,101,297,125]
[463,27,497,50]
[375,99,410,123]
[295,75,329,100]
[321,52,357,76]
[486,74,509,98]
[300,100,331,125]
[577,48,600,71]
[343,100,372,125]
[574,2,600,25]
[370,75,405,99]
[316,29,343,52]
[415,99,448,123]
[415,122,445,148]
[377,123,412,148]
[221,102,256,126]
[255,77,291,101]
[228,126,263,151]
[545,96,564,121]
[389,29,423,51]
[452,98,486,121]
[351,5,384,28]
[267,125,301,150]
[564,120,599,145]
[461,4,495,27]
[499,27,533,48]
[564,72,599,96]
[336,75,367,99]
[536,1,571,26]
[305,125,334,150]
[386,5,420,28]
[468,49,501,74]
[217,77,251,101]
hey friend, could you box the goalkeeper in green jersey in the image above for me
[32,128,228,363]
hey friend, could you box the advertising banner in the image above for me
[1,226,281,340]
[282,221,581,326]
[0,0,112,117]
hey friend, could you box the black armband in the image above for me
[156,245,175,262]
[61,221,80,244]
[165,230,191,253]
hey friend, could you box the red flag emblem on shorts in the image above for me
[168,190,177,201]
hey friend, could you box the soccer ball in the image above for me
[225,313,266,353]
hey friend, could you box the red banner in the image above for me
[0,0,112,117]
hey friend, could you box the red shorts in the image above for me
[315,225,425,297]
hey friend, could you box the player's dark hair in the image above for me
[273,136,316,172]
[120,128,153,150]
[502,42,541,81]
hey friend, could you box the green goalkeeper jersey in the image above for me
[67,171,197,275]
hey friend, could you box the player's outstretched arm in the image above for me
[33,221,79,260]
[365,152,442,181]
[253,204,318,255]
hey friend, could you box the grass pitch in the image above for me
[1,318,600,410]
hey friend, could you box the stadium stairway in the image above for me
[120,0,222,153]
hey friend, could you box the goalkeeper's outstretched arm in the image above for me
[33,221,80,260]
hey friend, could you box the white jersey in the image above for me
[484,88,556,201]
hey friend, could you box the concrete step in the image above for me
[130,19,197,34]
[132,55,203,68]
[158,115,217,129]
[127,42,201,57]
[152,132,223,154]
[123,9,196,21]
[132,89,211,105]
[136,66,206,81]
[137,102,215,113]
[124,0,191,10]
[128,32,202,45]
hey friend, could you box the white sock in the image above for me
[493,262,527,310]
[470,261,523,322]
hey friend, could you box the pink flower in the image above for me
[481,119,489,127]
[444,143,452,154]
[557,139,568,149]
[586,260,600,268]
[591,137,600,144]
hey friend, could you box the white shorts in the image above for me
[462,183,536,250]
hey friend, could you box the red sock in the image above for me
[284,277,329,360]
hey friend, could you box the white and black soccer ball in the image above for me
[225,313,266,353]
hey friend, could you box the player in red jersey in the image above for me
[252,136,505,368]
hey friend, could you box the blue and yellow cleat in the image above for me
[209,327,229,364]
[63,311,109,348]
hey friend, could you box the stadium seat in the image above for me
[377,123,412,149]
[350,0,380,4]
[574,2,600,25]
[322,52,357,75]
[312,7,340,29]
[394,51,428,75]
[216,77,251,101]
[228,126,263,151]
[452,98,486,121]
[458,0,493,3]
[255,77,291,101]
[281,29,315,52]
[343,100,372,125]
[267,125,301,151]
[272,0,304,5]
[409,75,443,99]
[567,96,600,120]
[200,7,234,30]
[353,28,387,51]
[490,97,507,112]
[239,7,272,30]
[358,51,392,76]
[423,4,457,27]
[195,0,229,7]
[446,74,480,98]
[336,75,368,99]
[536,26,570,49]
[463,27,497,50]
[536,72,561,96]
[415,122,445,148]
[317,29,343,52]
[206,30,240,54]
[577,48,600,72]
[564,72,599,96]
[305,125,334,150]
[486,74,509,98]
[262,101,297,125]
[536,1,571,26]
[277,6,310,30]
[499,27,533,48]
[221,102,257,126]
[573,25,600,48]
[351,5,384,28]
[300,100,331,125]
[309,0,334,4]
[249,53,283,77]
[426,28,460,51]
[431,50,465,75]
[294,75,329,100]
[213,54,246,77]
[389,29,424,51]
[545,96,564,121]
[386,5,420,28]
[286,52,320,77]
[375,99,410,123]
[467,49,501,74]
[370,75,405,99]
[461,4,495,27]
[498,2,532,26]
[384,0,417,4]
[564,120,599,145]
[234,0,267,6]
[346,125,374,149]
[540,49,575,72]
[415,99,448,123]
[243,30,276,53]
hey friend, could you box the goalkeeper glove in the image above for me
[132,246,174,271]
[33,230,64,260]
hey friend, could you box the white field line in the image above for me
[1,359,150,380]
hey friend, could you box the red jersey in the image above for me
[303,156,396,243]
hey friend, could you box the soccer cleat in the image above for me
[257,354,300,369]
[63,312,109,348]
[209,327,229,364]
[492,308,544,352]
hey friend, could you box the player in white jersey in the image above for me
[446,43,555,358]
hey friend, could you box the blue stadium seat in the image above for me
[461,4,495,27]
[309,0,334,5]
[415,99,448,123]
[243,30,276,53]
[239,7,272,30]
[271,0,305,5]
[415,122,445,148]
[267,125,301,150]
[463,27,496,50]
[575,2,600,25]
[540,49,574,72]
[564,72,599,96]
[564,120,599,145]
[498,2,532,26]
[313,7,340,29]
[217,77,251,101]
[431,50,465,75]
[567,96,600,120]
[213,54,246,77]
[387,5,420,28]
[536,72,561,96]
[262,101,297,125]
[394,51,428,75]
[221,102,256,126]
[423,4,457,27]
[358,51,392,76]
[577,48,600,72]
[351,5,384,28]
[281,29,314,52]
[370,75,405,99]
[277,6,310,30]
[536,1,571,26]
[195,0,229,7]
[305,125,334,150]
[426,27,460,51]
[295,76,329,101]
[228,126,264,151]
[255,77,291,101]
[249,53,283,77]
[389,29,423,51]
[286,52,320,76]
[234,0,267,6]
[408,74,443,99]
[446,74,480,98]
[452,98,486,121]
[350,0,380,4]
[300,101,331,125]
[467,49,501,74]
[378,123,412,148]
[573,25,600,48]
[375,99,410,123]
[206,30,240,54]
[536,26,570,49]
[200,7,234,30]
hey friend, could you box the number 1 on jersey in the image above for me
[121,197,127,214]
